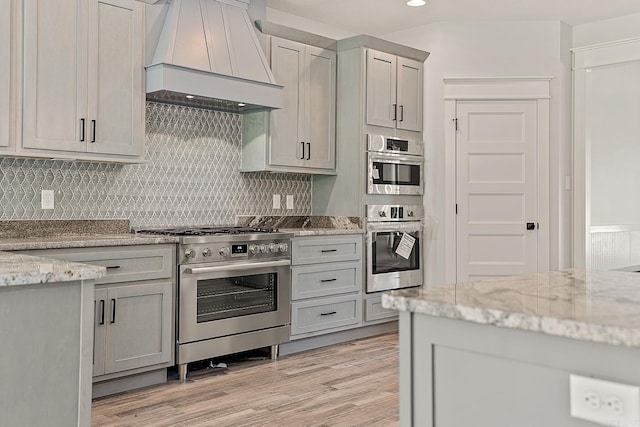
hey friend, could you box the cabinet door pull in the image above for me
[106,265,121,270]
[399,105,404,122]
[320,311,337,316]
[321,249,338,253]
[80,118,86,142]
[392,104,397,121]
[99,299,105,325]
[306,142,310,160]
[320,278,337,283]
[110,298,116,324]
[91,120,96,143]
[300,141,305,159]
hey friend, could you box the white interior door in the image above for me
[456,100,538,282]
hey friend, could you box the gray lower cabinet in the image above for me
[364,294,398,323]
[19,244,176,395]
[290,234,363,339]
[93,280,172,377]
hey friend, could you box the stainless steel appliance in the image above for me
[367,134,424,195]
[366,205,423,293]
[135,226,293,379]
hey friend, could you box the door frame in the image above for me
[572,38,640,268]
[443,77,551,284]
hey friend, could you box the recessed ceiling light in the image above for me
[185,95,195,99]
[238,103,246,107]
[406,0,426,6]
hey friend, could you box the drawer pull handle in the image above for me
[320,311,337,316]
[320,249,338,253]
[106,265,121,270]
[320,278,337,283]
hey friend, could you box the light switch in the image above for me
[272,194,281,209]
[286,195,294,210]
[41,190,54,210]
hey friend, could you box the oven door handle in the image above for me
[184,259,291,274]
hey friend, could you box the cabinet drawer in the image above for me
[21,245,174,285]
[292,262,361,300]
[291,294,361,335]
[292,235,362,265]
[365,295,398,322]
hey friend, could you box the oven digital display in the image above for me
[231,244,248,257]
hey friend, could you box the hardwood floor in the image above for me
[91,333,399,426]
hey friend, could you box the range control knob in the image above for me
[269,243,277,253]
[379,211,387,217]
[202,248,212,257]
[184,248,196,259]
[278,243,289,253]
[259,244,268,254]
[218,247,229,257]
[407,210,414,217]
[249,244,257,255]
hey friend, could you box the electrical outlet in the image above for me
[286,195,293,210]
[570,374,640,426]
[41,190,54,210]
[272,194,281,209]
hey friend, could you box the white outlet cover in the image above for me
[272,194,281,209]
[570,374,640,426]
[41,190,54,210]
[286,195,293,210]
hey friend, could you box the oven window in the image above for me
[196,273,277,323]
[372,162,421,186]
[372,231,420,274]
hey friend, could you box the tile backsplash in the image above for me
[0,102,311,227]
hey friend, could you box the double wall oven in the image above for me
[136,227,293,379]
[365,133,425,293]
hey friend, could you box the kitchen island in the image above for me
[383,269,640,427]
[0,251,105,426]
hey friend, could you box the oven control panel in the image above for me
[367,204,424,222]
[180,237,291,264]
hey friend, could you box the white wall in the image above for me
[265,7,356,40]
[573,13,640,47]
[383,21,573,285]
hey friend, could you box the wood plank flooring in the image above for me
[91,333,399,426]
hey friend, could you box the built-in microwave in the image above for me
[367,152,423,195]
[367,134,424,195]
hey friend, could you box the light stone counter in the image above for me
[385,269,640,426]
[383,268,640,348]
[0,234,179,251]
[237,215,363,236]
[0,251,106,286]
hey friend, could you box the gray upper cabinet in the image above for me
[270,36,336,171]
[0,0,10,148]
[242,35,336,174]
[22,0,144,161]
[366,48,423,132]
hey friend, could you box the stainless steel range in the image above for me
[135,226,293,380]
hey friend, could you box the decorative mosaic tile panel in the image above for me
[0,102,311,227]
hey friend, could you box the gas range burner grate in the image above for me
[134,226,279,236]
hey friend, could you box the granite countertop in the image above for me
[237,215,363,236]
[0,234,179,251]
[0,251,106,287]
[0,219,179,250]
[382,269,640,348]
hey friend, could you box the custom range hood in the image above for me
[146,0,283,113]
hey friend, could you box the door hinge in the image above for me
[455,204,458,215]
[453,117,458,131]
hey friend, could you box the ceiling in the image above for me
[266,0,640,36]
